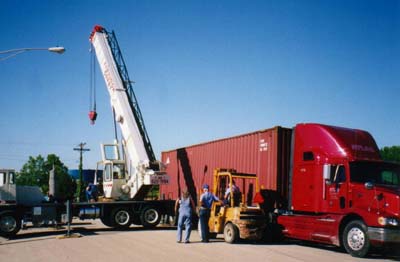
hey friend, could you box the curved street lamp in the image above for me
[0,46,66,61]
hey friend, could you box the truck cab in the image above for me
[0,169,16,203]
[279,123,400,257]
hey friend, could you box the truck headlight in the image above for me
[378,217,399,226]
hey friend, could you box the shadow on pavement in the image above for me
[0,223,177,245]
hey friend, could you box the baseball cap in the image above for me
[203,184,209,189]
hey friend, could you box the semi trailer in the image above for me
[160,123,400,257]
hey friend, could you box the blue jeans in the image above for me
[177,212,192,242]
[199,208,210,241]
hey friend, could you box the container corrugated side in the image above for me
[160,126,292,202]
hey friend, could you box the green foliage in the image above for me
[17,155,47,190]
[16,154,76,200]
[380,146,400,163]
[74,179,84,202]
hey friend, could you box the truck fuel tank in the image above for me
[78,207,101,219]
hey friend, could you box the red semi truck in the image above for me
[161,123,400,257]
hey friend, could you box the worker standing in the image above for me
[199,184,219,242]
[175,190,195,243]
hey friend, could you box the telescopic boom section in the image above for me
[90,25,156,167]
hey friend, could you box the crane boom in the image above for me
[90,25,168,200]
[90,25,154,164]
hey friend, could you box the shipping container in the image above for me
[160,126,292,205]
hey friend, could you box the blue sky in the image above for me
[0,0,399,171]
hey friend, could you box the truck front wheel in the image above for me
[140,206,161,228]
[0,212,21,238]
[342,220,370,258]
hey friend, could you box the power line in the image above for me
[0,141,74,148]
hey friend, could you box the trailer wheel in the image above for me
[0,212,21,238]
[224,223,239,244]
[111,208,132,229]
[140,206,161,228]
[342,220,370,258]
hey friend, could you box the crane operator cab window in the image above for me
[104,163,126,182]
[104,164,112,182]
[101,144,121,161]
[112,164,125,180]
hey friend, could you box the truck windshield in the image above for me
[350,161,400,186]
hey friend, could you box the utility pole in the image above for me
[74,142,90,202]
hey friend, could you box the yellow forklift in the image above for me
[205,168,266,243]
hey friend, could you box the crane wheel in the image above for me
[110,208,132,229]
[100,216,113,227]
[140,206,161,228]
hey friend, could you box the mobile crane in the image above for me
[0,26,174,238]
[88,25,172,227]
[89,25,169,201]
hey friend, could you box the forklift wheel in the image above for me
[224,223,239,244]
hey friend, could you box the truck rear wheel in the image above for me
[111,208,132,229]
[140,206,161,228]
[0,212,21,238]
[224,223,239,243]
[342,220,370,258]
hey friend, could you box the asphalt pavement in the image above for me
[0,220,398,262]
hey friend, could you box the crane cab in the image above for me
[96,160,128,199]
[95,143,130,200]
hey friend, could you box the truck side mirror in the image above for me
[364,182,374,190]
[323,164,331,182]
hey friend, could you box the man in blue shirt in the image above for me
[199,184,219,242]
[86,183,98,202]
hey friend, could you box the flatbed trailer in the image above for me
[0,198,175,238]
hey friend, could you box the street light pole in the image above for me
[0,46,66,61]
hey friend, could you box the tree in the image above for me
[16,154,76,200]
[380,146,400,163]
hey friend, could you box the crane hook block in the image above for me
[89,110,98,125]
